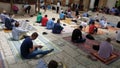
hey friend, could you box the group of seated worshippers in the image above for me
[36,13,48,26]
[0,11,16,30]
[36,13,64,34]
[71,25,114,59]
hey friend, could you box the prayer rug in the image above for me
[107,26,119,31]
[3,29,12,33]
[61,18,72,25]
[91,52,119,65]
[63,36,120,64]
[63,36,100,54]
[0,52,5,68]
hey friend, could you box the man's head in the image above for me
[31,32,38,40]
[79,25,83,30]
[15,21,20,27]
[52,18,55,21]
[106,38,111,43]
[48,60,58,68]
[45,15,47,17]
[92,21,95,25]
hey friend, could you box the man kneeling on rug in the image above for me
[20,32,54,59]
[71,25,86,43]
[93,38,113,59]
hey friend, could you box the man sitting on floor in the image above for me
[20,32,54,59]
[4,13,16,30]
[59,12,65,20]
[46,18,55,29]
[93,38,113,59]
[71,25,86,43]
[12,21,28,40]
[36,12,42,23]
[41,15,48,26]
[89,21,98,34]
[52,19,64,34]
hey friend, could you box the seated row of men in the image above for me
[36,12,64,34]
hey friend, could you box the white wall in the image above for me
[0,2,35,15]
[106,0,117,9]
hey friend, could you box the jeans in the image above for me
[26,48,51,59]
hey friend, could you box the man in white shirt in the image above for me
[12,21,28,40]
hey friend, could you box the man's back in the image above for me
[41,17,48,26]
[46,19,54,29]
[20,37,33,58]
[72,29,82,41]
[98,41,113,59]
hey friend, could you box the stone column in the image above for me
[83,0,90,11]
[89,0,95,9]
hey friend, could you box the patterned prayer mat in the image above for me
[91,52,119,65]
[63,36,120,64]
[0,52,5,68]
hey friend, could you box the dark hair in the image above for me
[79,25,83,29]
[52,18,55,21]
[92,21,95,24]
[48,60,58,68]
[106,38,111,42]
[31,32,38,38]
[15,22,19,27]
[45,15,47,17]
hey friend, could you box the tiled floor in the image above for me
[0,9,120,68]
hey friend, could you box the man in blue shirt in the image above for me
[52,19,63,34]
[59,12,65,20]
[46,18,55,29]
[20,32,54,59]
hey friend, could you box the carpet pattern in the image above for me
[0,52,5,68]
[63,36,120,64]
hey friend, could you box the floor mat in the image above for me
[3,29,12,33]
[63,36,120,64]
[0,52,5,68]
[91,52,119,65]
[63,36,100,53]
[61,18,72,25]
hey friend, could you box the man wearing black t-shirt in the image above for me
[71,26,86,43]
[20,32,54,59]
